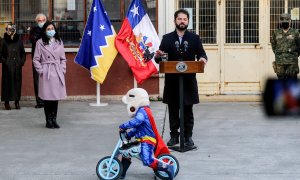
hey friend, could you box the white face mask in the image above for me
[6,25,16,36]
[38,22,45,28]
[46,30,56,37]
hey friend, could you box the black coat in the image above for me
[159,30,207,105]
[30,26,43,58]
[1,33,25,101]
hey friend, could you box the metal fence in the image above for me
[225,0,259,44]
[177,0,217,44]
[177,0,259,44]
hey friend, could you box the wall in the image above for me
[0,52,160,98]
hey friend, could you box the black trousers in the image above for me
[32,63,44,105]
[44,100,58,120]
[168,104,194,138]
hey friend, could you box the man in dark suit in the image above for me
[156,9,207,147]
[30,13,47,108]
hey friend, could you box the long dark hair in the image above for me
[41,21,61,45]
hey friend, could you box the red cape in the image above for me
[144,107,170,157]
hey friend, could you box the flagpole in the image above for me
[89,83,108,106]
[134,78,138,88]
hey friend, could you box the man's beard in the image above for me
[176,23,188,31]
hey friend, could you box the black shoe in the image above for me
[4,103,11,110]
[167,137,179,146]
[45,121,54,129]
[35,104,44,108]
[52,119,60,128]
[120,158,131,179]
[15,101,20,110]
[157,162,174,180]
[50,112,60,128]
[185,137,194,147]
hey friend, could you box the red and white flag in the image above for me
[115,0,159,84]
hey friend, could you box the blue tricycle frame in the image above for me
[96,133,179,180]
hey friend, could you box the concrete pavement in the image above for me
[0,100,300,180]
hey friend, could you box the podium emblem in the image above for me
[176,62,188,72]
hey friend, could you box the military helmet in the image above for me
[280,13,291,22]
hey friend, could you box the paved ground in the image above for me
[0,100,300,180]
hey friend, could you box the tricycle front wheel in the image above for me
[96,156,123,180]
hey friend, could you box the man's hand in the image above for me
[199,57,208,67]
[155,50,164,58]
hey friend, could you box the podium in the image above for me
[159,61,204,152]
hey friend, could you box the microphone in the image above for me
[183,41,188,52]
[175,41,180,52]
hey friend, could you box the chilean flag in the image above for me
[144,107,170,157]
[115,0,160,84]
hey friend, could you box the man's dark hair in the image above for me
[174,9,189,20]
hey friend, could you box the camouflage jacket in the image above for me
[271,28,300,64]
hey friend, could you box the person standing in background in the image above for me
[30,13,47,108]
[155,9,208,147]
[271,13,300,79]
[33,21,67,129]
[1,24,25,110]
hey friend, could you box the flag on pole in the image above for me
[75,0,117,84]
[115,0,160,84]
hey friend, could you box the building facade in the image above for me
[1,0,300,98]
[167,0,300,95]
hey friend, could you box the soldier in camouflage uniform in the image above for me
[271,13,300,79]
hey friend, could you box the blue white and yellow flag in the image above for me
[75,0,117,84]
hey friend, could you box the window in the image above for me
[225,0,259,44]
[270,0,285,41]
[53,0,84,46]
[0,0,158,47]
[270,0,300,42]
[199,0,217,44]
[243,0,259,43]
[0,1,11,37]
[178,0,217,44]
[288,0,300,30]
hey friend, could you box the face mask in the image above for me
[6,26,16,35]
[46,30,56,37]
[281,22,289,30]
[38,22,45,28]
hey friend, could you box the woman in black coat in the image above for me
[1,24,25,110]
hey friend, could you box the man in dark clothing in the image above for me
[156,9,208,147]
[30,13,47,108]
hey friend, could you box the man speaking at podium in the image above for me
[155,9,208,147]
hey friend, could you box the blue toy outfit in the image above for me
[119,106,158,167]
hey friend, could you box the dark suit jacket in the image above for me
[159,30,207,105]
[30,26,43,58]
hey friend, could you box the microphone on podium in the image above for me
[183,41,188,52]
[175,41,180,52]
